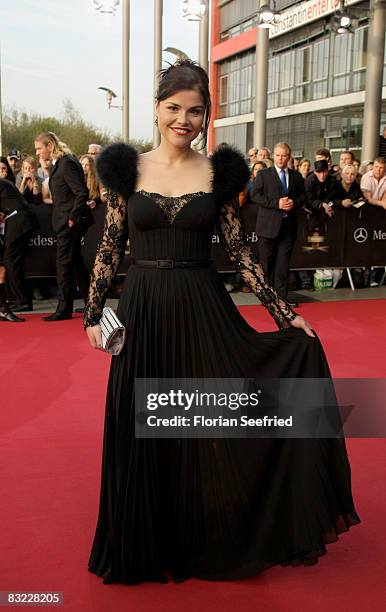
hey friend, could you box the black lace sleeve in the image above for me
[215,197,298,329]
[83,191,128,328]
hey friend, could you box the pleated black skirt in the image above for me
[88,265,360,585]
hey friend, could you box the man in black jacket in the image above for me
[252,142,305,302]
[34,132,91,321]
[304,160,339,240]
[0,178,39,312]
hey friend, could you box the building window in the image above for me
[217,51,256,118]
[228,64,241,116]
[312,38,329,99]
[268,56,279,109]
[383,29,386,85]
[240,65,252,114]
[352,26,368,91]
[279,50,295,106]
[333,34,352,95]
[220,75,229,106]
[241,18,254,33]
[295,45,312,103]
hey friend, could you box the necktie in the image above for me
[280,169,288,217]
[280,169,288,195]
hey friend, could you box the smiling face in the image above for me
[299,160,310,176]
[155,88,206,149]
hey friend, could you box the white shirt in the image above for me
[274,164,289,190]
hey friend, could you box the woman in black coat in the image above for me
[0,178,39,313]
[334,164,365,208]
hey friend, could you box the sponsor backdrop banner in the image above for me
[25,202,386,277]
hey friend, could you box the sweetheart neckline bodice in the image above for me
[134,189,213,200]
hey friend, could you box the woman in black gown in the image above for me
[84,60,360,585]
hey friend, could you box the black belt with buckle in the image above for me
[132,259,212,269]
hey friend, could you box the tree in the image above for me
[2,100,152,157]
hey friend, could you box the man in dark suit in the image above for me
[0,178,39,313]
[252,142,305,303]
[34,132,91,321]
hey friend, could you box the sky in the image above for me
[0,0,201,141]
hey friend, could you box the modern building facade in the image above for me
[208,0,386,162]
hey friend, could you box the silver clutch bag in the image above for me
[99,307,126,355]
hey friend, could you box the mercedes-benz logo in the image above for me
[353,227,368,243]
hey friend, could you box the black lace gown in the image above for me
[83,182,360,585]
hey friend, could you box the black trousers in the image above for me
[257,219,295,299]
[55,223,90,314]
[4,229,35,306]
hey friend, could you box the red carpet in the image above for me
[1,299,385,611]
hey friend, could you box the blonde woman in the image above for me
[18,157,43,204]
[80,154,101,209]
[34,131,91,321]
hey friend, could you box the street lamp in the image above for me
[181,0,209,72]
[92,0,130,142]
[163,47,190,61]
[332,1,355,33]
[93,0,120,14]
[257,1,280,28]
[98,86,123,110]
[182,0,207,21]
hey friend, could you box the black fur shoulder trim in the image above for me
[211,144,250,205]
[95,142,138,201]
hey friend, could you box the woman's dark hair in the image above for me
[155,59,211,149]
[0,156,16,183]
[251,161,265,175]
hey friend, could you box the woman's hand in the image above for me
[290,315,315,337]
[86,324,104,350]
[322,202,334,217]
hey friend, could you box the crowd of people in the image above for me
[0,131,385,322]
[225,139,386,299]
[0,136,105,322]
